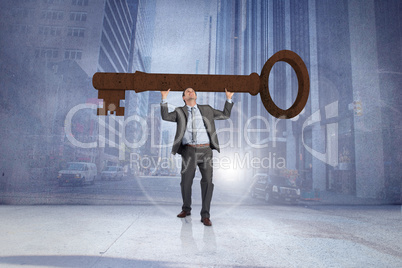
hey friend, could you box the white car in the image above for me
[57,162,97,186]
[101,166,125,181]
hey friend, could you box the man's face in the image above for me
[183,88,197,102]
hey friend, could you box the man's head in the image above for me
[182,88,197,105]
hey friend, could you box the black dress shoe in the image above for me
[177,210,191,218]
[201,218,212,226]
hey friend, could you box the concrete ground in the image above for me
[0,204,401,268]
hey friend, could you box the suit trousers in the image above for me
[180,145,214,219]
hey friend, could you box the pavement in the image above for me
[300,190,400,206]
[2,174,400,206]
[1,204,401,268]
[1,188,399,206]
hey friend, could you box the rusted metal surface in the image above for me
[92,50,309,118]
[259,50,310,119]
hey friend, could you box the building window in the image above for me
[72,0,88,6]
[67,27,85,37]
[69,12,87,21]
[34,48,59,59]
[38,25,62,36]
[65,49,82,60]
[43,0,64,4]
[11,8,34,19]
[8,24,33,34]
[41,10,64,20]
[21,25,33,34]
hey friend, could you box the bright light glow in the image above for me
[213,152,247,182]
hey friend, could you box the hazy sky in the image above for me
[151,0,216,105]
[151,0,213,74]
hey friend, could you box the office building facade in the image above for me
[214,0,401,200]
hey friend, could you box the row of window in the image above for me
[8,24,34,34]
[16,0,37,4]
[12,0,91,20]
[43,0,64,4]
[38,25,62,36]
[11,8,35,19]
[35,48,83,60]
[11,8,88,21]
[41,11,88,21]
[37,26,85,37]
[8,24,86,37]
[42,0,89,6]
[65,49,83,59]
[72,0,89,6]
[14,0,89,6]
[70,12,87,21]
[67,27,85,37]
[41,10,64,20]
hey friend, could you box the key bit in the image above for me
[92,50,310,118]
[97,89,125,116]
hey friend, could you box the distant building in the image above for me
[0,0,156,178]
[214,0,401,200]
[0,0,141,76]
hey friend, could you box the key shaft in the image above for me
[93,72,260,95]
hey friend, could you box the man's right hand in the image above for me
[161,89,171,100]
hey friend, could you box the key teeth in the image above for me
[97,106,125,116]
[97,108,105,116]
[113,107,125,116]
[97,89,125,116]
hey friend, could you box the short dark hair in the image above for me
[182,88,197,97]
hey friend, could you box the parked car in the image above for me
[250,173,301,204]
[57,162,97,186]
[101,166,124,181]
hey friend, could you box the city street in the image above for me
[1,175,402,267]
[1,174,260,206]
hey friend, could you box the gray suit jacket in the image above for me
[161,101,234,155]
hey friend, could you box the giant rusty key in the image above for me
[93,50,309,119]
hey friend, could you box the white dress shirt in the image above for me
[182,104,209,145]
[161,99,233,145]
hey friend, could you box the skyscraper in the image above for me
[217,0,402,200]
[0,0,154,180]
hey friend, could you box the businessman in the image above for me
[160,88,234,226]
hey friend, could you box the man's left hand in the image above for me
[225,88,234,100]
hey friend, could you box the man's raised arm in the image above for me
[160,89,176,122]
